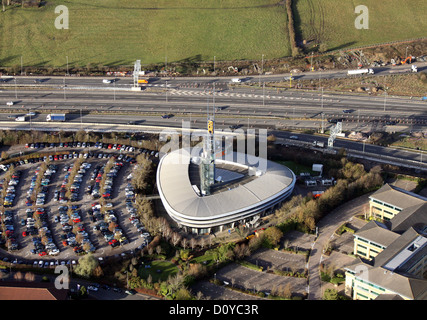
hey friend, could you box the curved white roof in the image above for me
[157,148,295,225]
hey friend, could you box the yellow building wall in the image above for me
[345,272,411,300]
[369,201,400,221]
[354,239,384,260]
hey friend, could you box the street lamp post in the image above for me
[383,91,387,112]
[258,54,264,86]
[66,56,69,76]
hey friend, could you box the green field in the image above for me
[294,0,427,51]
[0,0,291,68]
[0,1,425,69]
[139,260,178,282]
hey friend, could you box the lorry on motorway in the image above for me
[138,79,148,84]
[347,68,374,75]
[230,78,241,83]
[6,101,14,106]
[46,114,66,122]
[312,140,325,148]
[15,116,27,122]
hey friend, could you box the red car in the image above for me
[22,231,28,237]
[39,251,47,257]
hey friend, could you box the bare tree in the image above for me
[171,232,181,247]
[14,271,23,281]
[155,245,162,255]
[190,237,197,250]
[195,291,204,300]
[199,237,205,250]
[24,272,35,282]
[181,237,188,250]
[282,283,293,299]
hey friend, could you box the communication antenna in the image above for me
[200,84,217,195]
[133,60,141,88]
[328,121,342,147]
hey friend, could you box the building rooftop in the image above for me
[346,258,427,300]
[370,184,427,210]
[356,220,400,247]
[157,148,295,220]
[388,202,427,234]
[373,227,427,272]
[0,281,68,300]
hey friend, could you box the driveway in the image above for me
[307,193,372,300]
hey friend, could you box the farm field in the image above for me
[0,0,291,68]
[293,0,427,51]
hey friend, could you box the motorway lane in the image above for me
[2,61,426,87]
[1,87,426,121]
[0,111,424,166]
[1,111,422,136]
[272,130,426,164]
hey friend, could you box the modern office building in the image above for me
[156,148,296,234]
[345,183,427,300]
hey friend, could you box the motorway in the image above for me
[1,63,426,128]
[2,61,426,87]
[0,64,425,169]
[0,87,426,132]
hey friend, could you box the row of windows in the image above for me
[355,237,385,250]
[355,277,386,293]
[371,199,401,212]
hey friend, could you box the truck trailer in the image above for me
[46,114,66,122]
[15,116,27,122]
[312,141,325,148]
[347,68,374,75]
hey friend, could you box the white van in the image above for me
[231,78,241,83]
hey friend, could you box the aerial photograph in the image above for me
[0,0,426,313]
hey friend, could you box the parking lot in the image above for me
[0,142,158,267]
[212,262,307,297]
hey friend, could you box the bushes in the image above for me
[336,223,355,235]
[290,164,383,231]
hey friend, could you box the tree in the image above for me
[74,254,100,278]
[171,232,181,247]
[323,288,339,300]
[24,272,35,282]
[264,226,283,247]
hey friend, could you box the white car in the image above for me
[88,285,99,292]
[289,135,299,140]
[102,79,112,84]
